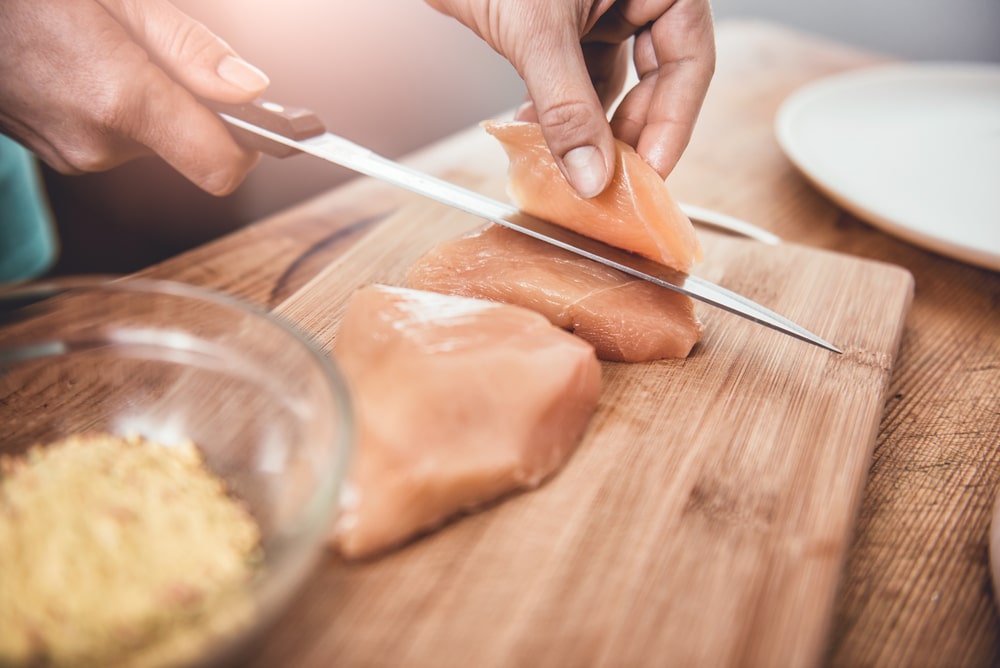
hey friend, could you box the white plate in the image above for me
[775,62,1000,271]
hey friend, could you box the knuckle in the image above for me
[62,89,140,172]
[167,20,222,69]
[89,97,130,141]
[536,100,591,133]
[61,149,110,174]
[534,100,605,156]
[536,101,593,139]
[87,66,147,140]
[58,134,120,173]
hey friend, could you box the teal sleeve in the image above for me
[0,134,58,283]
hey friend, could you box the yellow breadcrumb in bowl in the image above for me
[0,277,354,668]
[1,434,261,667]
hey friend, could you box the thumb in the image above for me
[515,30,616,199]
[98,0,269,103]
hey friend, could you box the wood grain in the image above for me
[667,22,1000,667]
[131,20,1000,666]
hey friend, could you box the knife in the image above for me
[215,100,840,354]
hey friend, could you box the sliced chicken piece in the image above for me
[483,120,703,273]
[331,284,601,559]
[407,225,704,362]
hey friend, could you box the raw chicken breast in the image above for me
[407,225,704,362]
[331,284,601,559]
[483,120,703,273]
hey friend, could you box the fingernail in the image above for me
[218,55,270,92]
[563,146,607,199]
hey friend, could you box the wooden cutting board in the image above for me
[256,171,914,668]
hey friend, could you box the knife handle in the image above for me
[209,99,326,158]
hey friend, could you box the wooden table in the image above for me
[139,21,1000,666]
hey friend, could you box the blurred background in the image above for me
[40,0,1000,275]
[713,0,1000,62]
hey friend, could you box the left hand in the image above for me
[426,0,716,198]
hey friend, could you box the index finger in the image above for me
[611,0,715,177]
[125,63,260,195]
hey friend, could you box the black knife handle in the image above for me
[209,98,326,158]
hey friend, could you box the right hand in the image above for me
[0,0,270,195]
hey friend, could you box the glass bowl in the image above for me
[0,276,353,667]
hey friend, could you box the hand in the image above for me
[0,0,270,195]
[426,0,715,198]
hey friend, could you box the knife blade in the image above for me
[215,100,840,353]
